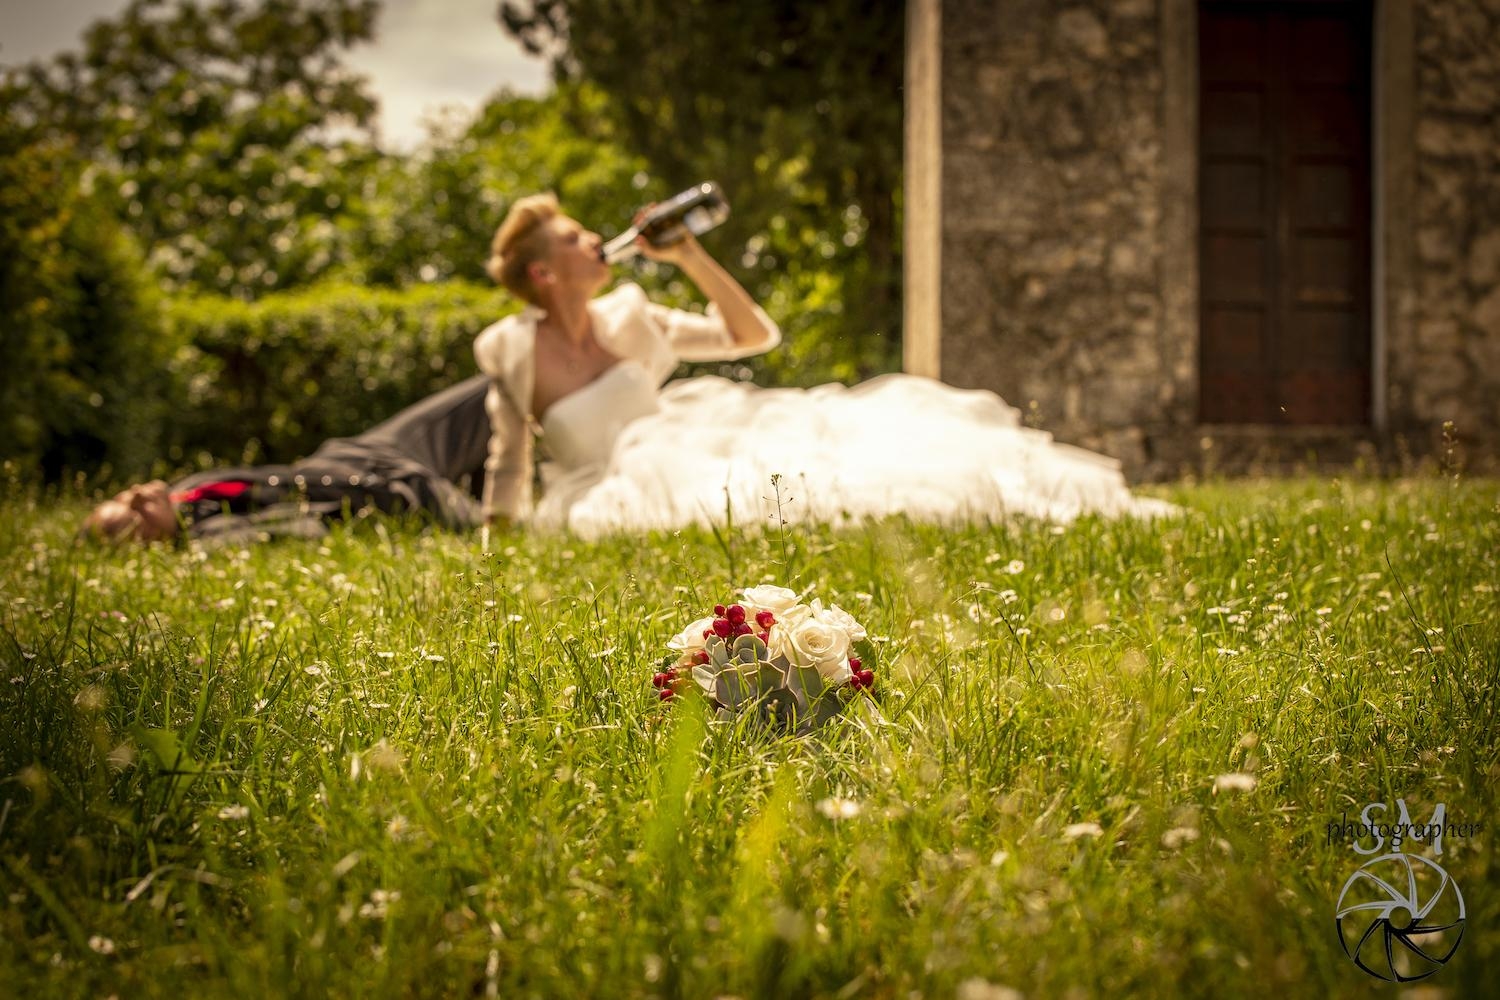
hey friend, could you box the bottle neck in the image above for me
[600,229,641,264]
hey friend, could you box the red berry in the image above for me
[755,611,776,629]
[758,631,770,643]
[733,622,753,637]
[712,618,733,638]
[694,650,710,664]
[848,676,864,690]
[713,604,726,617]
[859,670,874,687]
[651,673,666,688]
[848,658,861,671]
[702,628,712,639]
[659,688,675,702]
[726,604,747,625]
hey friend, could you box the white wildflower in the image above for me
[1161,826,1200,849]
[815,797,862,820]
[957,978,1023,1000]
[358,888,401,919]
[1213,772,1258,794]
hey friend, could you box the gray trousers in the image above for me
[172,375,492,541]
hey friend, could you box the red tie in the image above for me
[170,480,251,505]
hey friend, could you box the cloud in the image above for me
[345,0,550,149]
[0,0,551,152]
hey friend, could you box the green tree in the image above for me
[1,0,383,299]
[353,82,652,289]
[498,0,906,380]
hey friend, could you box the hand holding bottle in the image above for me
[631,204,705,265]
[599,181,729,265]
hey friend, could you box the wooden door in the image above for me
[1198,1,1372,424]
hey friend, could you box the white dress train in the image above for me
[531,366,1175,538]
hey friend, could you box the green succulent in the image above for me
[693,633,845,734]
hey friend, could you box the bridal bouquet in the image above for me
[652,585,876,733]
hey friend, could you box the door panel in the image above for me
[1198,1,1372,425]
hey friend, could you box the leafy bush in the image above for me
[164,281,508,468]
[0,137,173,481]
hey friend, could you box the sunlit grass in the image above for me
[1,476,1496,997]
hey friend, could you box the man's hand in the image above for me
[82,480,178,544]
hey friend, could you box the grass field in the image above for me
[1,475,1496,998]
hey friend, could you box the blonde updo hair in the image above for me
[486,192,560,302]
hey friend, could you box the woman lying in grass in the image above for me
[475,194,1172,539]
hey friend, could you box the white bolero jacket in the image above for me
[472,282,780,523]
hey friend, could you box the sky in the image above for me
[0,0,552,149]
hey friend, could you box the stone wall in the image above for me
[936,0,1500,476]
[940,0,1182,477]
[1400,0,1500,463]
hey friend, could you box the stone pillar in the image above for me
[904,0,943,379]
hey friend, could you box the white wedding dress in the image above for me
[530,362,1175,537]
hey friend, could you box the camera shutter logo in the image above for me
[1334,852,1466,982]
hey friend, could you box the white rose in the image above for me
[775,603,813,630]
[770,613,850,676]
[666,616,714,654]
[813,655,853,686]
[739,585,801,615]
[811,599,866,642]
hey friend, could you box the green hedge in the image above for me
[1,130,511,483]
[164,282,509,469]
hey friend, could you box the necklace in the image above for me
[541,316,598,373]
[561,338,589,372]
[550,333,592,372]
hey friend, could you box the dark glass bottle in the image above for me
[600,182,730,264]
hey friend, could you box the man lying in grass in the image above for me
[81,375,491,544]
